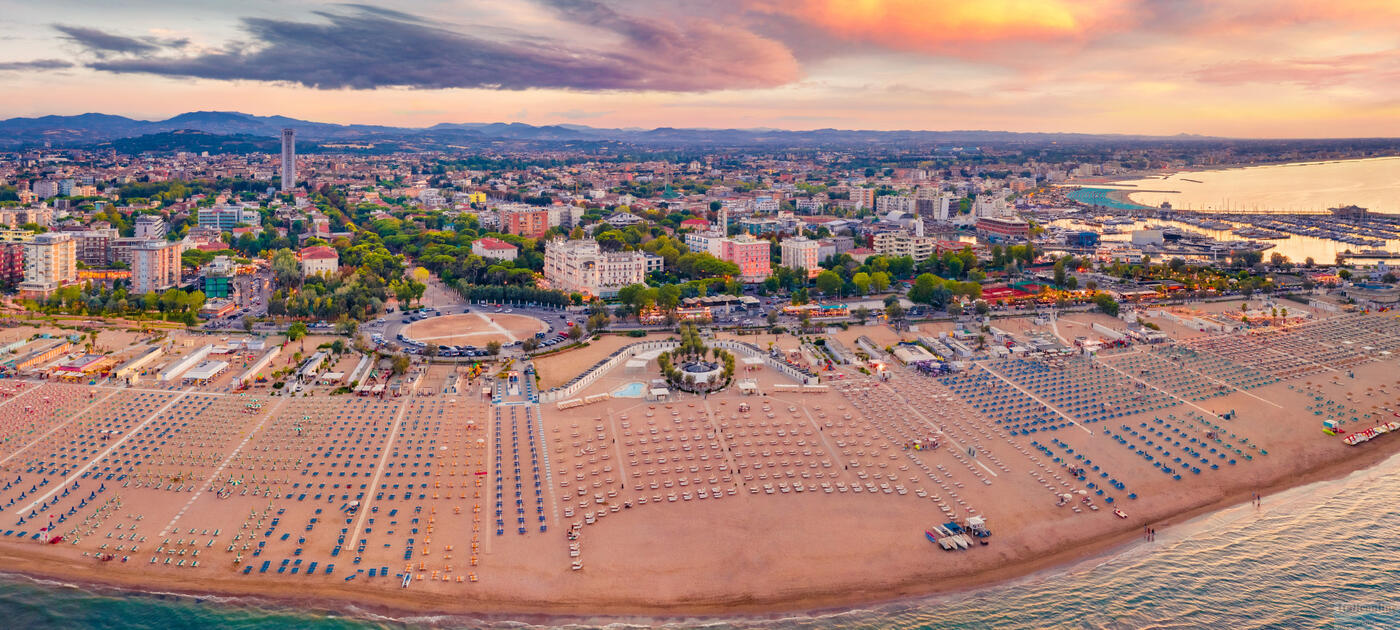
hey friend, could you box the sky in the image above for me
[1,0,1399,137]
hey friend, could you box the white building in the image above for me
[198,205,261,231]
[875,195,917,214]
[543,239,647,298]
[298,245,339,277]
[19,232,76,297]
[780,236,822,277]
[134,215,168,240]
[974,193,1011,218]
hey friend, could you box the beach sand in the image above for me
[0,314,1397,621]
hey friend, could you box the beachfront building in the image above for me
[544,238,647,298]
[471,237,519,261]
[18,232,77,298]
[780,236,822,278]
[718,234,771,283]
[131,239,182,295]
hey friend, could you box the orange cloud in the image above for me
[752,0,1131,52]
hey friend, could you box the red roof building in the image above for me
[471,237,519,261]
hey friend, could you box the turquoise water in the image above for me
[612,382,645,398]
[1067,187,1155,210]
[5,451,1400,628]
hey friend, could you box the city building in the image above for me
[297,245,339,277]
[131,240,182,295]
[281,128,296,192]
[0,231,29,287]
[19,232,77,298]
[916,188,953,222]
[70,229,116,267]
[501,207,550,239]
[976,216,1031,241]
[643,252,664,274]
[471,237,519,261]
[198,205,261,231]
[875,195,916,214]
[850,187,875,210]
[873,231,938,261]
[31,180,59,200]
[974,194,1012,218]
[202,256,237,299]
[718,234,771,282]
[780,236,822,277]
[684,231,722,257]
[543,239,647,298]
[134,215,168,240]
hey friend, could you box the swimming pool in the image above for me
[613,382,645,398]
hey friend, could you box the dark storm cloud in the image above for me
[53,25,161,55]
[72,5,800,92]
[0,59,75,71]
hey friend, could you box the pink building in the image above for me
[719,235,771,283]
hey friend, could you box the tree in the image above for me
[568,325,585,341]
[853,306,870,325]
[815,270,843,297]
[425,343,439,358]
[486,340,502,355]
[974,300,990,316]
[1093,293,1120,317]
[287,321,309,341]
[851,272,871,295]
[766,309,780,325]
[587,311,610,333]
[523,337,540,352]
[885,301,905,323]
[948,301,963,317]
[870,271,891,293]
[242,316,254,333]
[271,249,301,288]
[390,354,410,375]
[908,273,939,305]
[1338,269,1353,281]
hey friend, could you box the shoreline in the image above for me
[1,428,1397,625]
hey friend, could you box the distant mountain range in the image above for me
[0,110,1245,153]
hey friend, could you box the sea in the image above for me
[5,451,1400,630]
[1086,156,1400,215]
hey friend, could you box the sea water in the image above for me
[5,450,1400,629]
[1108,156,1400,215]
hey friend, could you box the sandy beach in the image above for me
[0,312,1398,621]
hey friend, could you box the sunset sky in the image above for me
[2,0,1398,137]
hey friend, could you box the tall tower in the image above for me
[280,128,296,192]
